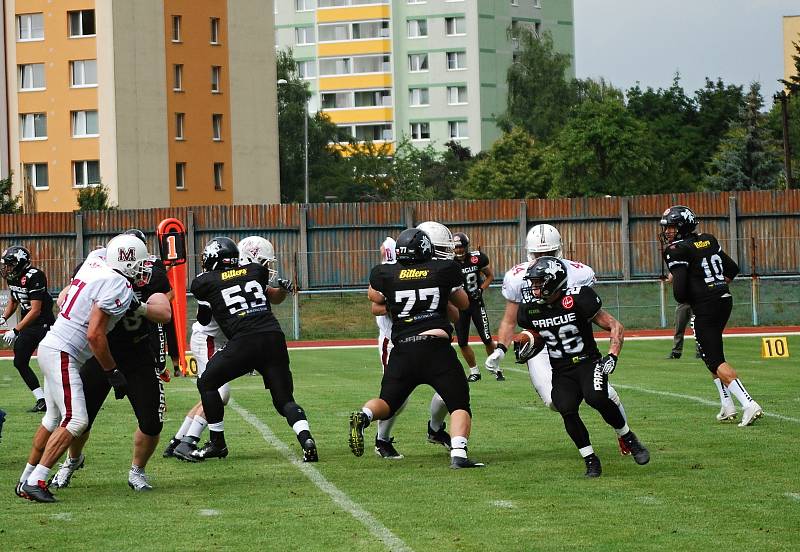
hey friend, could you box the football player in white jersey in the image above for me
[16,234,150,502]
[485,224,633,456]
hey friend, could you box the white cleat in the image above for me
[49,454,85,489]
[738,402,763,427]
[128,470,153,491]
[715,403,737,422]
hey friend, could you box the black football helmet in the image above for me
[201,237,239,272]
[453,232,469,260]
[659,205,697,244]
[521,256,568,304]
[1,245,32,279]
[124,228,147,244]
[395,228,433,264]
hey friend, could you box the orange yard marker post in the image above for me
[157,218,189,376]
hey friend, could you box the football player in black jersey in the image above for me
[350,227,484,469]
[188,237,318,462]
[48,235,173,492]
[660,205,762,426]
[1,245,54,412]
[452,232,497,382]
[516,256,649,477]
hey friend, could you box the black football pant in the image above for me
[693,296,732,373]
[13,324,47,391]
[197,331,308,428]
[455,300,493,347]
[551,359,625,450]
[81,344,165,436]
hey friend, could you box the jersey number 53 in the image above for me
[222,281,268,314]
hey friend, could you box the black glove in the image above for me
[597,354,618,375]
[106,368,128,400]
[469,287,483,302]
[277,278,294,294]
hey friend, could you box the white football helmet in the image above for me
[105,234,152,285]
[526,224,562,260]
[416,221,455,260]
[380,237,396,265]
[237,236,277,282]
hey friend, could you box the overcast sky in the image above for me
[573,0,800,107]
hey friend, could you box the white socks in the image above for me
[33,387,45,401]
[27,464,51,485]
[292,420,310,436]
[727,378,755,407]
[469,365,480,375]
[187,415,208,440]
[451,436,468,458]
[20,463,35,484]
[614,424,630,437]
[176,416,194,440]
[362,407,374,423]
[208,421,224,433]
[713,378,733,406]
[578,445,595,458]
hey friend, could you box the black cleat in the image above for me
[21,480,57,502]
[467,373,481,383]
[374,437,403,459]
[621,431,650,465]
[28,398,46,413]
[665,352,681,359]
[189,441,228,462]
[584,454,602,477]
[173,440,199,462]
[494,370,505,381]
[0,408,6,441]
[162,437,181,458]
[427,422,452,450]
[450,455,485,469]
[348,411,368,457]
[301,437,319,462]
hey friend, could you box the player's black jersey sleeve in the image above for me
[9,267,55,325]
[190,263,281,339]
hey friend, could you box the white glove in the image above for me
[485,346,506,371]
[3,329,18,346]
[0,316,6,326]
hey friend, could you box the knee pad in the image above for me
[64,414,89,438]
[281,401,306,425]
[218,383,231,406]
[139,419,163,437]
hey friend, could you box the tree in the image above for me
[457,127,547,199]
[693,78,745,173]
[704,82,782,191]
[0,173,21,213]
[543,97,658,197]
[77,183,115,210]
[499,29,576,142]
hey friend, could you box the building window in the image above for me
[409,88,429,107]
[173,64,183,91]
[448,120,468,139]
[534,0,541,7]
[212,114,223,141]
[70,60,97,87]
[19,64,45,90]
[511,0,519,5]
[355,124,392,142]
[210,17,220,44]
[171,15,181,42]
[211,66,221,93]
[355,89,392,107]
[73,160,100,187]
[176,162,186,190]
[320,58,350,76]
[408,53,428,72]
[445,17,466,36]
[72,110,99,137]
[295,0,314,11]
[214,163,224,190]
[298,60,316,79]
[319,23,350,42]
[175,113,185,140]
[17,13,44,41]
[295,26,315,45]
[23,163,48,190]
[407,0,426,4]
[447,85,468,105]
[353,20,389,39]
[353,55,390,73]
[410,122,430,140]
[321,92,353,109]
[407,19,427,38]
[446,51,467,70]
[68,10,96,37]
[20,113,47,140]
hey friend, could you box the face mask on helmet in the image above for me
[237,236,277,283]
[521,256,567,304]
[659,205,697,244]
[105,235,152,285]
[526,224,563,261]
[0,246,31,279]
[416,221,455,260]
[452,232,470,260]
[202,237,239,272]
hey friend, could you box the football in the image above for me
[512,330,546,363]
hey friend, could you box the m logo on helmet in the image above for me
[118,247,136,262]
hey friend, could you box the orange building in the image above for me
[4,0,279,212]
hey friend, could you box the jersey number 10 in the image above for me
[701,254,725,284]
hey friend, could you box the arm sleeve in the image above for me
[478,252,489,269]
[26,271,50,301]
[577,287,602,320]
[671,265,690,304]
[719,248,739,280]
[97,276,134,317]
[197,302,212,325]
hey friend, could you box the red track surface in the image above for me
[2,326,798,356]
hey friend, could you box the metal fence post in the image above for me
[186,210,196,282]
[75,213,84,261]
[620,198,631,280]
[728,195,738,263]
[293,251,301,340]
[518,201,527,253]
[299,205,309,290]
[659,278,667,328]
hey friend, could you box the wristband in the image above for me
[608,353,618,361]
[496,343,507,353]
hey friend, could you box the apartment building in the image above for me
[785,15,800,83]
[4,0,279,212]
[275,0,574,153]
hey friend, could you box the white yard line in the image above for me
[229,399,413,552]
[502,365,800,424]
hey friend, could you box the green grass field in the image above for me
[1,336,798,551]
